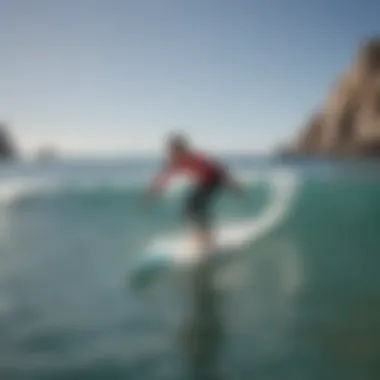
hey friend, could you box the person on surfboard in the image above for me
[146,133,244,253]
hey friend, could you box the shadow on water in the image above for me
[180,257,224,380]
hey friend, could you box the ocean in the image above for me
[0,156,379,380]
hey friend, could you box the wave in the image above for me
[0,168,292,207]
[0,177,141,206]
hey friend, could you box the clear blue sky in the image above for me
[1,0,379,156]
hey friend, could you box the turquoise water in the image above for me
[0,157,380,379]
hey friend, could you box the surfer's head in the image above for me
[167,133,190,157]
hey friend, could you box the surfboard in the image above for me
[129,172,298,290]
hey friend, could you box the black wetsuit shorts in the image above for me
[184,171,225,229]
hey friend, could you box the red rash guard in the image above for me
[151,152,226,193]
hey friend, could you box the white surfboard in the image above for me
[130,172,298,289]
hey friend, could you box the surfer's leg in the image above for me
[186,179,222,254]
[199,175,225,253]
[185,187,212,254]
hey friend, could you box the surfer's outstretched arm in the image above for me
[146,163,177,198]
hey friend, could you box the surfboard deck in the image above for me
[129,220,272,290]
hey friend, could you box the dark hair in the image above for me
[167,132,189,151]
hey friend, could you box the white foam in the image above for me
[0,178,58,205]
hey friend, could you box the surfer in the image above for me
[146,133,244,254]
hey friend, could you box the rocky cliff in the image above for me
[285,38,380,157]
[0,124,17,160]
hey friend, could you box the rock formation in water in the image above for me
[283,38,380,157]
[0,123,17,160]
